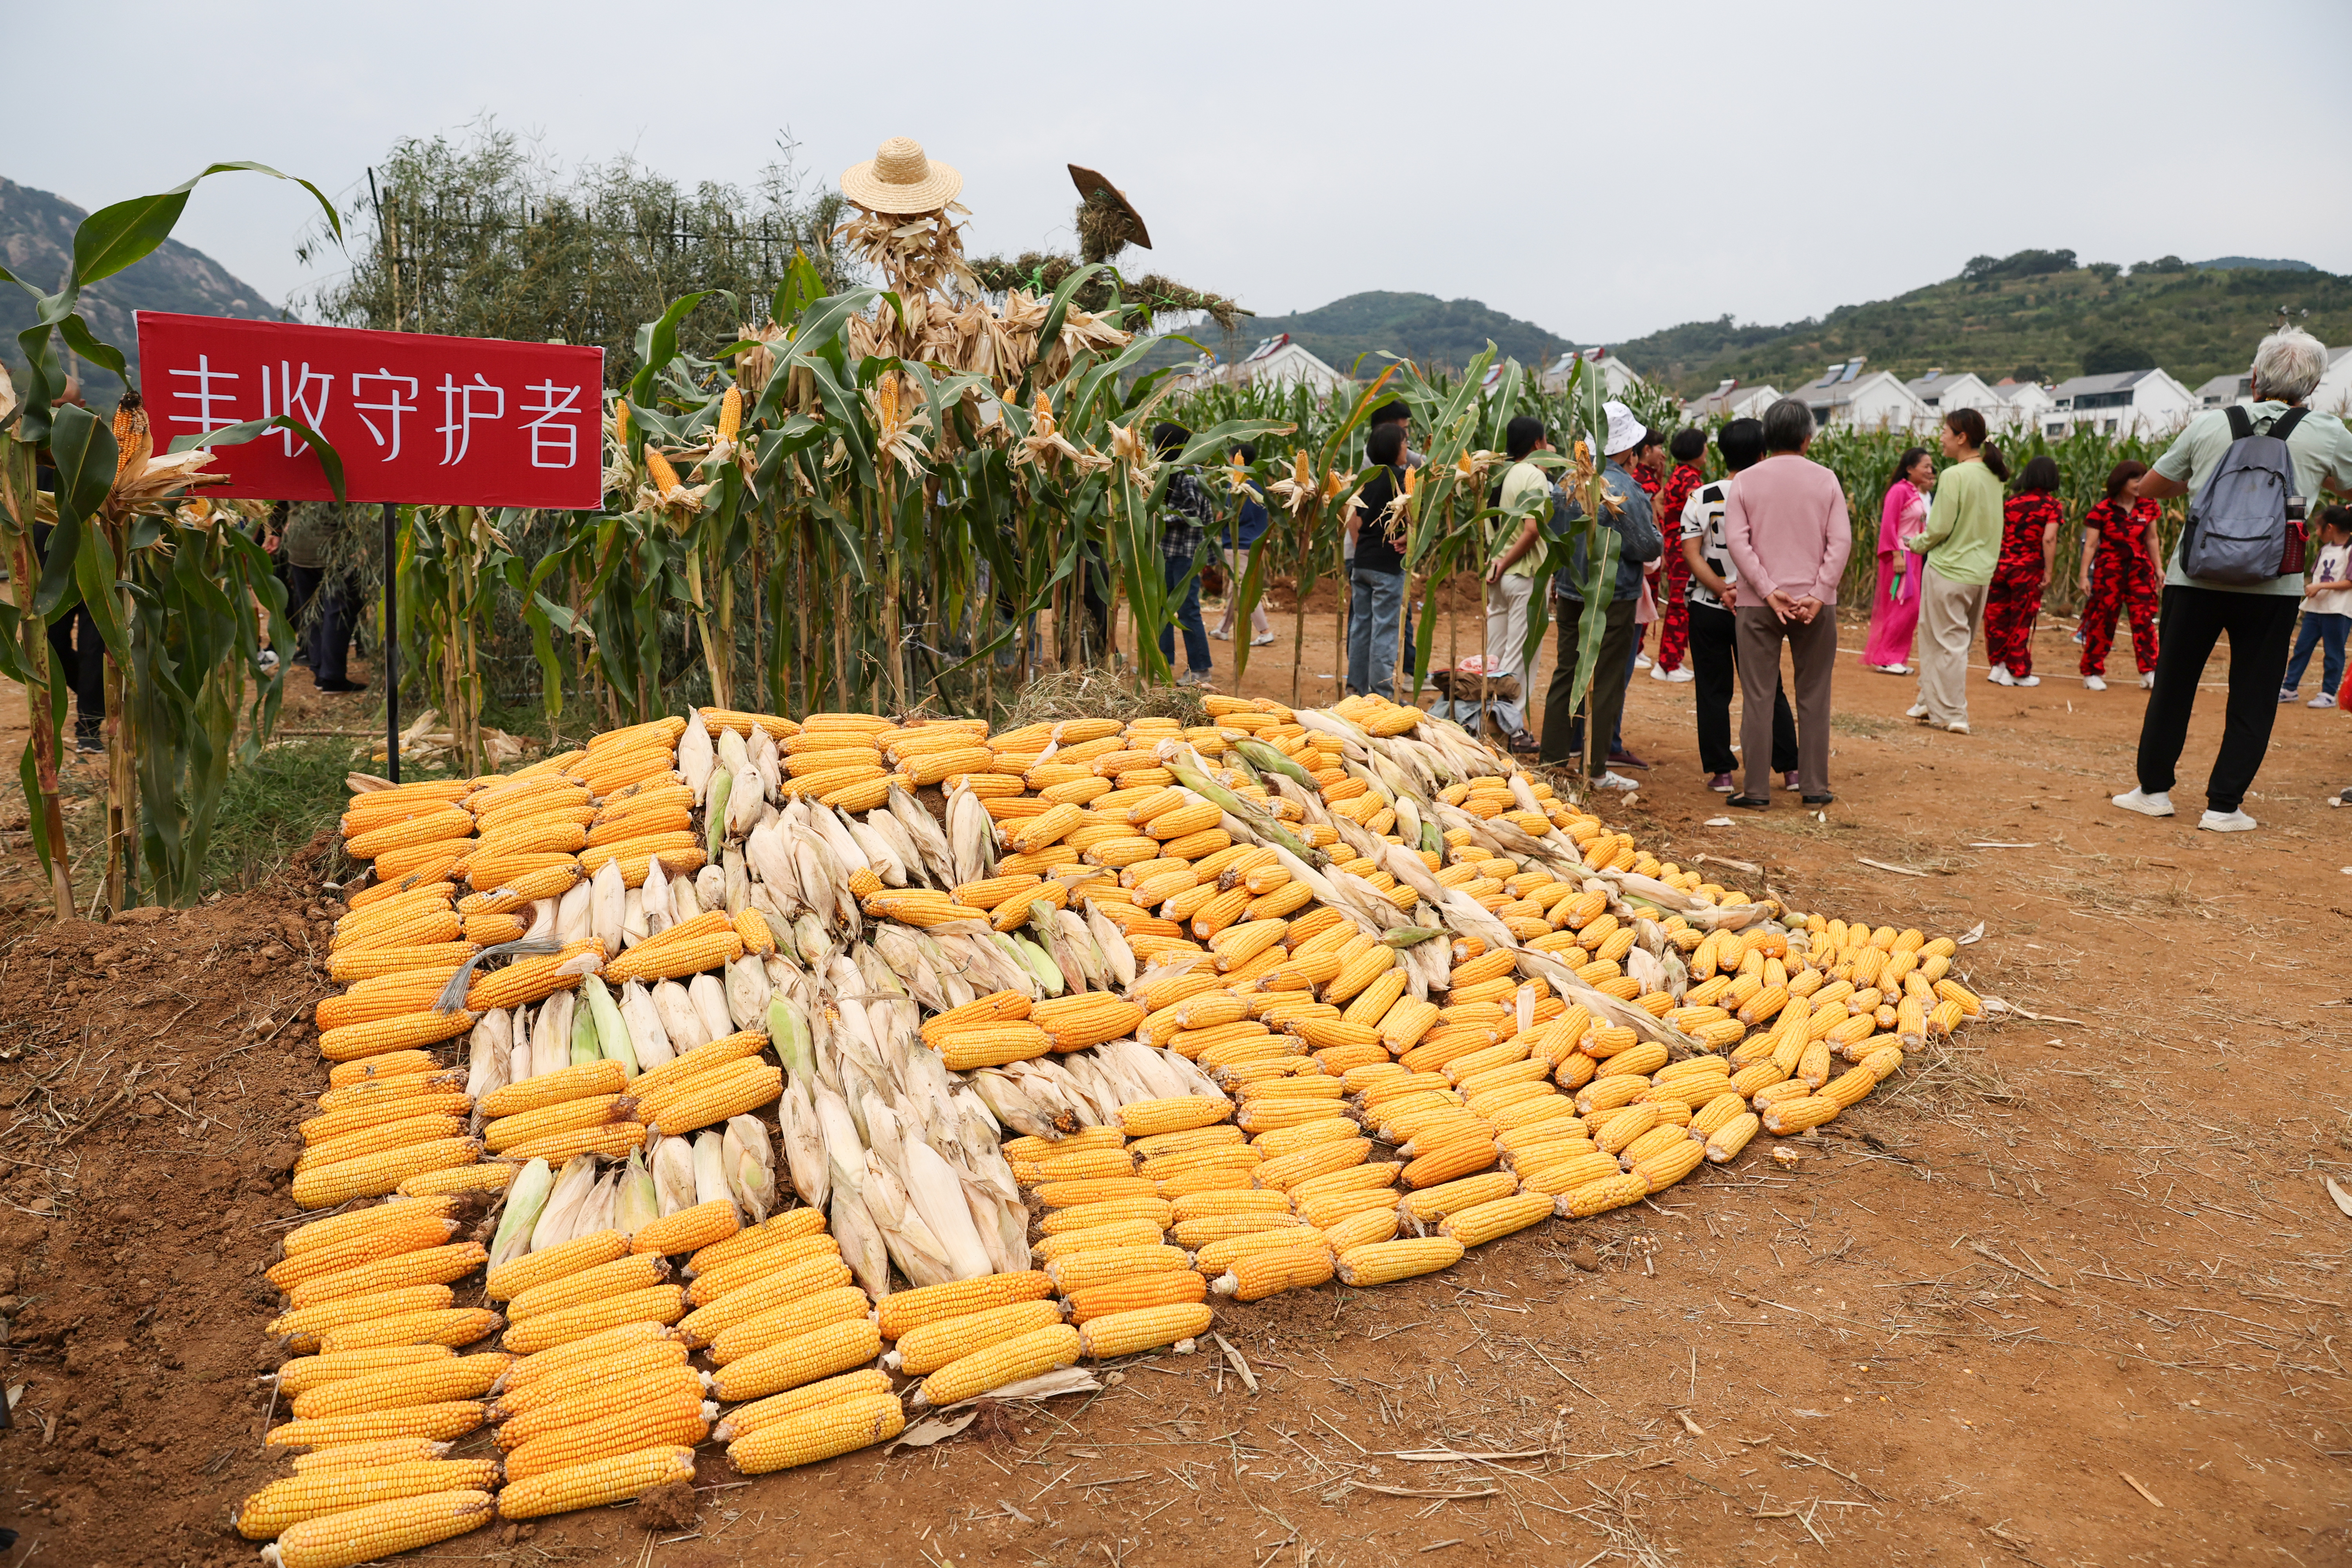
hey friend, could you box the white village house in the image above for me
[2193,371,2252,409]
[1902,368,2005,423]
[1169,332,1350,396]
[1991,378,2058,432]
[1684,379,1782,423]
[2312,346,2352,419]
[1794,358,1928,431]
[1539,347,1644,398]
[2045,368,2199,437]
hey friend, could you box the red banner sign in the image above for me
[134,312,606,509]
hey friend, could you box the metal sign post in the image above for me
[383,500,400,783]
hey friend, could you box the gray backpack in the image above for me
[2179,405,2309,585]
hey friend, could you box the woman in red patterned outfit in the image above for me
[2078,459,2163,692]
[1646,428,1706,682]
[1985,455,2063,686]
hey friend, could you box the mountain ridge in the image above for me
[1,175,280,390]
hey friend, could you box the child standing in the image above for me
[2078,459,2162,692]
[1985,455,2063,687]
[2281,505,2352,707]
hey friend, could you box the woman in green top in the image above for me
[1907,408,2009,733]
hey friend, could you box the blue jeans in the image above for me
[2282,610,2348,696]
[1157,553,1211,675]
[1347,568,1405,700]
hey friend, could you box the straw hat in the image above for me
[1068,164,1151,251]
[841,137,962,216]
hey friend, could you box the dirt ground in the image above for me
[2,601,2348,1568]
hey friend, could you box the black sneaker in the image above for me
[315,677,370,695]
[74,728,104,755]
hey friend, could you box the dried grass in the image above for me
[998,669,1210,731]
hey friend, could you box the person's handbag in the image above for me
[2180,407,2308,584]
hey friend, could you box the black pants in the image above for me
[33,524,104,735]
[1688,601,1797,777]
[291,565,362,686]
[1538,595,1637,778]
[2134,585,2299,813]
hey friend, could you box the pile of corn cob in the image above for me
[244,692,1985,1564]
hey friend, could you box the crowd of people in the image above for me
[1171,327,2352,835]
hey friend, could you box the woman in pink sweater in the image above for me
[1861,447,1933,672]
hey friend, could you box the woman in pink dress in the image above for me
[1861,446,1934,673]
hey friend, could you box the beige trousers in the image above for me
[1916,566,1989,728]
[1482,573,1534,731]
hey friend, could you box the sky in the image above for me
[17,0,2352,349]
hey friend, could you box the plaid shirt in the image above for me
[1161,468,1212,563]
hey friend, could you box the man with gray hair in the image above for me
[1720,397,1851,808]
[2114,328,2352,831]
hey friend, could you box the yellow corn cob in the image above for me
[866,1270,1048,1341]
[885,1299,1067,1375]
[292,1140,483,1210]
[1033,1220,1169,1263]
[301,1301,498,1355]
[314,1009,479,1064]
[1514,1149,1624,1196]
[725,1392,904,1474]
[267,1215,459,1291]
[1250,1116,1359,1160]
[287,1354,508,1423]
[1401,1136,1498,1190]
[628,1199,741,1258]
[1166,1189,1290,1224]
[503,1398,712,1484]
[1704,1111,1760,1162]
[1553,1172,1646,1217]
[1127,1124,1246,1161]
[1251,1137,1371,1192]
[684,1234,840,1306]
[932,1023,1054,1071]
[702,1317,882,1403]
[1045,1245,1192,1294]
[913,1323,1082,1408]
[1321,1205,1399,1253]
[261,1487,494,1567]
[286,1436,454,1473]
[266,1400,486,1450]
[483,1093,630,1154]
[474,1060,624,1120]
[298,1089,474,1146]
[508,1254,674,1323]
[1034,1176,1158,1208]
[1207,1245,1334,1301]
[1762,1095,1840,1135]
[1286,1162,1401,1205]
[1618,1123,1688,1169]
[297,1112,472,1176]
[285,1243,489,1310]
[1060,1269,1209,1324]
[1036,1200,1175,1240]
[495,1444,697,1521]
[675,1255,853,1347]
[1332,1236,1463,1287]
[1397,1171,1519,1223]
[1436,1192,1554,1248]
[274,1344,456,1397]
[483,1229,628,1303]
[1688,1091,1749,1138]
[635,1061,781,1137]
[1630,1139,1706,1193]
[711,1368,896,1441]
[1170,1211,1307,1249]
[1076,1302,1214,1359]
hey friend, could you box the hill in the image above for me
[1138,290,1566,377]
[1,175,279,390]
[1614,250,2352,396]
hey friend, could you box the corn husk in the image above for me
[529,1156,598,1253]
[722,1116,775,1223]
[488,1158,554,1271]
[651,1134,698,1216]
[614,1149,659,1238]
[619,980,675,1071]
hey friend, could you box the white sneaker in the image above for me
[2015,674,2040,687]
[1988,665,2015,686]
[1664,666,1693,683]
[1944,721,1970,735]
[2112,787,2174,817]
[1906,702,1929,719]
[1635,654,1653,670]
[2139,672,2155,690]
[1593,771,1640,792]
[2083,675,2108,692]
[258,649,281,674]
[2312,694,2337,709]
[2199,808,2256,833]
